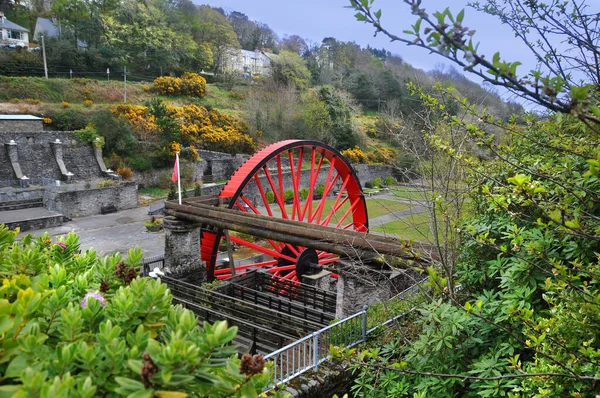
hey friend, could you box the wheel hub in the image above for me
[295,248,322,278]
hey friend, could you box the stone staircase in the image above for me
[0,198,43,212]
[0,198,64,232]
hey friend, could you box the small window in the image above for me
[8,30,23,40]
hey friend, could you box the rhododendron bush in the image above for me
[0,226,280,397]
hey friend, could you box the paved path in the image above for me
[17,206,165,258]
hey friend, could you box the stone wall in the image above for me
[283,361,354,398]
[0,131,104,181]
[44,181,138,218]
[136,159,207,188]
[0,187,45,202]
[352,164,395,184]
[0,119,43,132]
[197,149,248,181]
[135,150,249,188]
[336,268,421,318]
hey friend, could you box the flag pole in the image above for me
[176,152,182,205]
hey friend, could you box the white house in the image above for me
[0,11,29,47]
[223,48,277,76]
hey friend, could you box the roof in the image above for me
[0,18,29,33]
[35,17,59,37]
[0,115,42,120]
[241,49,259,59]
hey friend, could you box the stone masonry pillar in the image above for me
[163,216,206,285]
[93,145,119,179]
[50,139,73,182]
[4,140,24,179]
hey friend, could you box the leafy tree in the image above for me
[194,5,240,73]
[102,0,197,74]
[318,85,360,150]
[280,34,308,55]
[344,0,600,396]
[270,50,311,89]
[227,11,278,52]
[349,0,600,128]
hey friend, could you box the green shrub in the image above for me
[74,123,104,147]
[265,191,275,204]
[372,177,382,187]
[194,182,202,196]
[91,109,138,157]
[315,184,325,197]
[384,176,396,186]
[364,181,374,189]
[167,183,177,200]
[299,188,310,200]
[130,156,152,171]
[50,108,89,131]
[284,190,294,203]
[0,227,275,396]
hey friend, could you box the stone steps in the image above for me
[0,197,43,212]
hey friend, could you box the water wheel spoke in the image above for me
[206,140,369,281]
[229,235,296,263]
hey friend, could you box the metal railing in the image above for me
[0,177,55,189]
[264,305,367,386]
[141,253,165,276]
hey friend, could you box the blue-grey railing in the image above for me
[0,177,55,189]
[264,306,368,386]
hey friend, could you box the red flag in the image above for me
[171,157,178,182]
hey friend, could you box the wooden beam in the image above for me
[165,200,427,264]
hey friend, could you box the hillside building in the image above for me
[33,17,87,49]
[223,48,277,76]
[0,11,29,48]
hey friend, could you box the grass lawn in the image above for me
[139,187,169,198]
[372,211,438,241]
[367,198,411,218]
[283,198,411,220]
[390,186,432,201]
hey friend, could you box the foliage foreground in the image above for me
[0,227,280,397]
[343,0,600,396]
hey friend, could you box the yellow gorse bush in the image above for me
[111,103,255,155]
[152,72,207,97]
[341,146,368,164]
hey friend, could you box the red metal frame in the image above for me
[201,140,369,281]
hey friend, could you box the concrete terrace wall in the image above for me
[0,120,43,132]
[0,131,103,181]
[44,181,138,217]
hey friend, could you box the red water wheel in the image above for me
[201,140,368,281]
